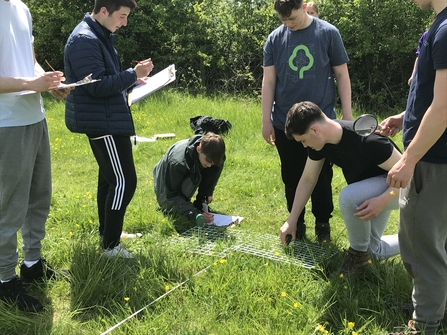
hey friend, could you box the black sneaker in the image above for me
[20,258,56,283]
[0,276,43,312]
[339,247,371,277]
[315,222,331,244]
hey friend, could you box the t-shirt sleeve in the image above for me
[263,33,274,67]
[329,28,349,66]
[364,135,394,166]
[308,147,324,161]
[433,23,447,69]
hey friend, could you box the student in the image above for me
[262,0,352,243]
[381,0,446,333]
[64,0,154,258]
[408,15,436,86]
[279,101,401,276]
[306,1,319,17]
[0,0,70,312]
[153,132,225,225]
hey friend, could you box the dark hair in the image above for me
[200,132,226,166]
[93,0,137,15]
[274,0,304,18]
[285,101,324,139]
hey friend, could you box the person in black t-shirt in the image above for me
[279,101,402,276]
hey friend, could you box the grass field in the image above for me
[1,91,443,335]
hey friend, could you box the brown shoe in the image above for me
[339,247,370,277]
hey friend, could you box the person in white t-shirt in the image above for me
[0,0,70,313]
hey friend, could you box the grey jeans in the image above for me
[399,161,447,335]
[338,174,399,259]
[0,120,51,281]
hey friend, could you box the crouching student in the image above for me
[153,132,225,226]
[279,101,401,276]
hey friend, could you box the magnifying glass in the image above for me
[353,114,383,136]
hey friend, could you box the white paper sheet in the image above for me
[15,79,101,96]
[129,64,176,105]
[207,214,244,227]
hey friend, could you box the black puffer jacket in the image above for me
[64,13,136,136]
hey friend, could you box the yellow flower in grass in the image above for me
[339,273,344,278]
[280,291,286,297]
[219,259,227,263]
[367,259,372,264]
[275,252,280,257]
[348,322,355,329]
[267,297,272,302]
[293,302,299,308]
[352,332,358,335]
[124,297,130,302]
[165,285,170,291]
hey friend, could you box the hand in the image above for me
[378,113,404,137]
[262,121,276,146]
[134,58,154,79]
[206,196,213,204]
[279,220,297,246]
[32,71,65,92]
[203,211,214,224]
[408,77,413,86]
[354,197,386,221]
[387,158,415,189]
[135,77,149,85]
[49,87,73,100]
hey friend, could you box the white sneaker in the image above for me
[102,245,135,259]
[120,232,142,240]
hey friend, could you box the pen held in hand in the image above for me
[45,59,57,72]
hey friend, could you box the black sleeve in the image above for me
[364,134,395,165]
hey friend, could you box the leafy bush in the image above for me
[28,0,433,111]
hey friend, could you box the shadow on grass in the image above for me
[0,279,54,335]
[68,237,205,329]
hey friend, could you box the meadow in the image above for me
[1,91,442,335]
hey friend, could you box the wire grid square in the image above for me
[171,226,337,269]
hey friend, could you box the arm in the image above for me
[354,147,401,221]
[279,158,324,244]
[332,63,352,120]
[408,57,418,86]
[261,65,277,146]
[387,68,447,188]
[379,111,405,137]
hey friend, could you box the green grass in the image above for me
[2,91,443,335]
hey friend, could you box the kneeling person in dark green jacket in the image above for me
[153,132,226,225]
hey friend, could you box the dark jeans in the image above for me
[274,126,333,224]
[89,135,137,249]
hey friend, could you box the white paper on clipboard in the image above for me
[206,214,244,227]
[15,79,101,96]
[129,64,176,105]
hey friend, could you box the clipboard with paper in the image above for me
[129,64,176,105]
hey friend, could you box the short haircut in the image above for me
[306,2,319,14]
[274,0,304,18]
[200,132,226,166]
[93,0,137,15]
[285,101,325,139]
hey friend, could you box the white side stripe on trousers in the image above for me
[103,136,125,210]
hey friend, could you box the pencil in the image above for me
[45,59,57,72]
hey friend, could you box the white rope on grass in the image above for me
[100,265,211,335]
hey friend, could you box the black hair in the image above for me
[274,0,304,18]
[93,0,137,15]
[285,101,324,139]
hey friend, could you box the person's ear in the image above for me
[309,124,319,134]
[302,3,308,10]
[196,145,201,153]
[99,7,108,16]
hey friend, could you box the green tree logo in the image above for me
[288,45,314,79]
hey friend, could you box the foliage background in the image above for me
[27,0,433,110]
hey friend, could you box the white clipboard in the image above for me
[129,64,176,105]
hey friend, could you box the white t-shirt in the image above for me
[0,0,45,127]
